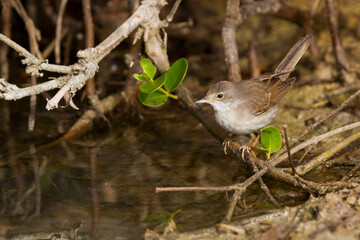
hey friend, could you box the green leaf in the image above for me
[260,126,282,158]
[138,91,167,107]
[143,212,171,224]
[133,73,148,82]
[163,209,181,232]
[140,59,156,79]
[164,58,188,92]
[142,209,181,226]
[139,73,167,93]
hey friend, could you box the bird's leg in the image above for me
[250,132,261,147]
[226,131,261,158]
[236,131,261,158]
[223,136,236,155]
[223,135,253,159]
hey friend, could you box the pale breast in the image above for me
[214,105,279,135]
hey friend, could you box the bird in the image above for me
[196,35,312,154]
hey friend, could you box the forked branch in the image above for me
[0,0,168,110]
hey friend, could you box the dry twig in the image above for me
[55,0,69,64]
[325,0,350,83]
[222,0,242,82]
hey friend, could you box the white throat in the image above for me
[208,101,232,112]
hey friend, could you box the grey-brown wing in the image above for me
[242,77,295,116]
[238,80,272,115]
[267,77,296,106]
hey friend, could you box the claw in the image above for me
[222,138,254,159]
[238,146,251,159]
[223,139,231,155]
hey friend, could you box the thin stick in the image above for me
[325,0,349,82]
[42,28,68,59]
[156,186,235,193]
[246,154,279,205]
[10,0,42,58]
[343,164,360,181]
[283,125,296,175]
[224,188,244,222]
[222,0,242,82]
[165,0,182,23]
[82,0,96,96]
[298,143,316,163]
[55,0,69,64]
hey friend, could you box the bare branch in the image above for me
[0,77,67,100]
[325,0,351,83]
[165,0,182,23]
[55,0,69,64]
[10,0,42,59]
[0,33,73,75]
[222,0,242,82]
[46,84,71,110]
[0,0,168,110]
[82,0,96,96]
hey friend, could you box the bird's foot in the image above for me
[238,145,252,159]
[223,138,233,155]
[223,138,253,159]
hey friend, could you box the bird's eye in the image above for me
[217,93,224,99]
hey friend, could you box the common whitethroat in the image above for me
[196,35,312,150]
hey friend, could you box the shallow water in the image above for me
[0,104,249,239]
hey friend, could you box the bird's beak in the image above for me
[196,97,217,104]
[195,98,209,104]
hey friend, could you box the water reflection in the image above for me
[0,106,244,239]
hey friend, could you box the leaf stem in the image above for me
[159,87,178,99]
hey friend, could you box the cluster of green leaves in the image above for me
[260,126,282,159]
[134,58,188,107]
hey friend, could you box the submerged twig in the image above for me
[90,147,99,236]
